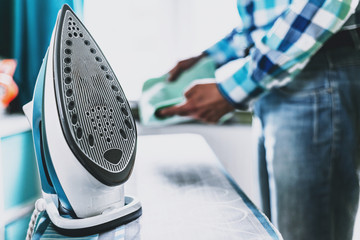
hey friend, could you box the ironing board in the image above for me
[32,134,283,240]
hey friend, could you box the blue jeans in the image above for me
[254,46,360,240]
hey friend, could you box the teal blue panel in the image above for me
[1,130,41,209]
[0,0,84,112]
[4,213,32,240]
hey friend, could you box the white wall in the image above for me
[84,0,240,100]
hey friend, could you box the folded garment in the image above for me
[139,57,217,126]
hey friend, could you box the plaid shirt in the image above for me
[205,0,360,109]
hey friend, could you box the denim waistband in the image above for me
[320,28,360,51]
[307,46,360,71]
[281,45,360,93]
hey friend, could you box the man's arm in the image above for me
[218,0,358,109]
[204,27,253,67]
[168,26,254,82]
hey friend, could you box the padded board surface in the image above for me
[52,5,136,185]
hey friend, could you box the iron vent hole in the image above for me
[71,114,78,125]
[64,67,71,73]
[106,74,113,80]
[116,96,124,103]
[103,149,123,164]
[65,77,72,84]
[68,101,75,110]
[111,85,118,92]
[66,89,73,97]
[120,129,127,139]
[88,134,94,147]
[121,107,128,116]
[76,127,83,139]
[64,57,71,64]
[124,119,132,129]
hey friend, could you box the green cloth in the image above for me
[139,57,217,126]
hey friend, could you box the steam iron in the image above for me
[23,4,141,236]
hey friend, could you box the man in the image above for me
[160,0,360,239]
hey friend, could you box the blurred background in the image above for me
[84,0,241,101]
[67,1,360,239]
[0,0,359,239]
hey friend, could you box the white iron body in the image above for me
[23,4,141,235]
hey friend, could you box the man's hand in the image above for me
[159,81,234,123]
[168,53,207,82]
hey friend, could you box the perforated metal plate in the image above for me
[53,5,136,186]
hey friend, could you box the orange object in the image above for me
[0,59,18,107]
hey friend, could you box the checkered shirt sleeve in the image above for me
[205,0,359,109]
